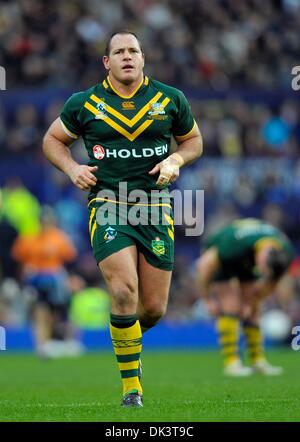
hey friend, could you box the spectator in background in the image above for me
[69,274,110,330]
[5,104,41,156]
[12,206,81,358]
[0,188,18,279]
[1,178,41,235]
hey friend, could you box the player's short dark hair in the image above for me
[267,248,291,280]
[104,31,143,56]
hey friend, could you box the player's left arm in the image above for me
[241,277,279,323]
[149,123,202,187]
[253,243,288,301]
[174,122,203,166]
[253,277,279,302]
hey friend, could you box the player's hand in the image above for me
[149,153,184,188]
[68,164,98,191]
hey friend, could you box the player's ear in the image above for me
[102,55,110,71]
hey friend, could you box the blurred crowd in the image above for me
[1,0,299,89]
[193,98,300,157]
[1,0,300,341]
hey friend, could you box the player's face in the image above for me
[103,34,145,85]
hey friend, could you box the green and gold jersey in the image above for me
[60,76,195,201]
[204,218,294,266]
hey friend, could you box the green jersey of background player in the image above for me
[204,218,294,281]
[43,31,203,408]
[196,218,294,377]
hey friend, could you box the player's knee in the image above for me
[142,303,167,325]
[110,278,138,312]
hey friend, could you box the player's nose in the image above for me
[123,49,132,59]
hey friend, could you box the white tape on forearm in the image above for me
[169,153,184,167]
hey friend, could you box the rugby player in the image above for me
[43,31,203,407]
[196,219,294,376]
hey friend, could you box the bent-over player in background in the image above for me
[196,218,294,376]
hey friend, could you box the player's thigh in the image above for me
[138,252,172,314]
[211,279,241,314]
[240,281,261,321]
[240,281,258,302]
[98,246,139,311]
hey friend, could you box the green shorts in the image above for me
[212,260,257,282]
[88,201,174,271]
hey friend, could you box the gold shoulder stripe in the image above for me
[175,120,197,142]
[90,92,162,127]
[160,97,170,108]
[254,238,282,253]
[84,101,100,116]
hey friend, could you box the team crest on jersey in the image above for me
[104,227,117,242]
[95,101,107,120]
[151,237,165,255]
[122,101,135,110]
[93,144,105,160]
[147,102,168,120]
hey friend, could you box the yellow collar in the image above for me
[103,76,149,99]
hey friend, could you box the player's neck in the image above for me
[107,74,144,98]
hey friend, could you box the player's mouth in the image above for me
[122,64,134,71]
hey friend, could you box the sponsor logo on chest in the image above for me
[92,144,168,160]
[93,145,105,160]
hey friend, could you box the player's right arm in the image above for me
[43,117,98,191]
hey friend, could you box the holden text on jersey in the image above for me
[93,144,168,160]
